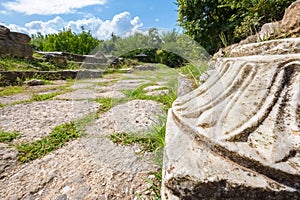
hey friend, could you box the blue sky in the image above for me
[0,0,179,39]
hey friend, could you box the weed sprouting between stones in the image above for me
[108,115,167,199]
[16,122,80,163]
[178,64,208,88]
[30,92,60,101]
[0,130,20,143]
[16,112,98,163]
[122,83,177,110]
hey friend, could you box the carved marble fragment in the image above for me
[162,38,300,199]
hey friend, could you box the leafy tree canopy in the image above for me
[31,27,100,55]
[176,0,294,54]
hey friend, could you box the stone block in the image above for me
[162,38,300,199]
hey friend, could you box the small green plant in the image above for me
[109,115,166,199]
[16,122,80,163]
[123,83,177,110]
[108,115,166,154]
[219,32,228,47]
[136,171,162,199]
[179,64,207,88]
[0,130,19,143]
[96,97,114,112]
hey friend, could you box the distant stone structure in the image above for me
[0,25,33,58]
[162,1,300,199]
[38,51,110,69]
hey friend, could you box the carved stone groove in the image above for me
[162,38,300,199]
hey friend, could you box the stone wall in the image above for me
[0,26,33,58]
[0,70,103,86]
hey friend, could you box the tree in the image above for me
[176,0,294,54]
[31,28,100,55]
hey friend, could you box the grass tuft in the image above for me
[178,64,208,88]
[123,83,177,110]
[0,85,25,96]
[16,122,80,163]
[30,92,60,101]
[109,115,166,199]
[0,131,19,143]
[96,97,114,112]
[137,171,162,199]
[108,115,166,154]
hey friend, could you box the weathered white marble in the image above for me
[162,38,300,199]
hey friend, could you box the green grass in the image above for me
[0,55,81,71]
[0,131,19,143]
[178,64,208,88]
[108,115,166,199]
[123,83,177,110]
[0,80,75,107]
[0,77,74,99]
[74,112,98,131]
[136,171,162,200]
[30,92,60,101]
[96,97,114,112]
[96,81,177,113]
[15,112,98,163]
[96,79,119,87]
[16,122,80,163]
[0,85,25,96]
[0,56,57,71]
[108,115,166,154]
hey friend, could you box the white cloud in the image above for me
[67,18,103,32]
[0,10,9,15]
[97,12,143,39]
[24,16,65,35]
[2,0,107,15]
[5,12,144,40]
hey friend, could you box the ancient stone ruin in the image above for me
[0,25,33,58]
[162,2,300,199]
[162,37,300,199]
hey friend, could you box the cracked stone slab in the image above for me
[0,139,156,200]
[113,79,150,90]
[95,91,126,99]
[54,89,96,100]
[86,99,164,136]
[146,90,169,96]
[0,143,18,175]
[0,93,32,105]
[0,100,99,142]
[0,99,164,200]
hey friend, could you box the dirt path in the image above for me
[0,64,178,199]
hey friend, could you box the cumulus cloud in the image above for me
[2,0,107,15]
[97,12,143,39]
[5,12,143,40]
[24,16,66,35]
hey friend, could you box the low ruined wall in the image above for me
[0,70,103,86]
